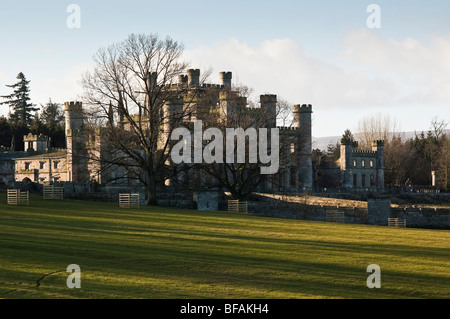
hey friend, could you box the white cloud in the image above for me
[341,30,450,106]
[183,37,399,110]
[184,34,450,114]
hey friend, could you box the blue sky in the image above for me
[1,0,449,139]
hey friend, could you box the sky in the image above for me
[0,0,449,139]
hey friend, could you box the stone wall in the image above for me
[243,194,449,229]
[245,195,368,225]
[391,208,450,229]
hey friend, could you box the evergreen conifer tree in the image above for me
[0,72,38,126]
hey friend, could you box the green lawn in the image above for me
[0,194,449,299]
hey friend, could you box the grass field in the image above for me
[0,194,449,299]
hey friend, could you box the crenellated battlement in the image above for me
[205,83,224,89]
[64,101,82,112]
[352,149,377,156]
[278,126,299,131]
[372,140,384,147]
[219,71,232,79]
[293,104,313,113]
[260,94,277,104]
[187,69,200,76]
[178,74,188,84]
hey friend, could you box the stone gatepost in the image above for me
[367,199,391,226]
[194,191,219,211]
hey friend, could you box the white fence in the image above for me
[43,186,64,200]
[7,189,29,206]
[228,200,248,213]
[326,210,345,223]
[119,193,140,209]
[388,218,406,228]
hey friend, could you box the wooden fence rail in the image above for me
[228,200,248,213]
[43,186,64,200]
[388,218,407,228]
[7,189,29,206]
[119,193,140,209]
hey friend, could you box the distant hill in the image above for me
[312,129,450,150]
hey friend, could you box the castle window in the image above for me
[291,143,295,154]
[25,162,31,170]
[54,161,59,169]
[353,174,358,187]
[40,162,45,170]
[362,174,366,188]
[362,160,365,167]
[353,160,357,167]
[370,160,374,168]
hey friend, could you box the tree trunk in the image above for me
[146,171,158,206]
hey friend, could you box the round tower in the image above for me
[220,91,237,124]
[260,95,277,128]
[178,74,188,85]
[293,104,301,129]
[163,97,184,134]
[219,71,232,88]
[295,104,313,190]
[372,140,385,190]
[340,139,354,189]
[64,101,86,182]
[187,69,200,87]
[64,101,83,132]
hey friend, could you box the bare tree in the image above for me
[430,117,448,142]
[356,112,400,149]
[430,117,449,189]
[81,33,200,205]
[277,97,293,127]
[170,86,297,200]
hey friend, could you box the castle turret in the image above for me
[293,104,313,190]
[163,97,184,134]
[260,95,277,128]
[187,69,200,87]
[65,101,88,182]
[372,140,385,190]
[339,139,353,189]
[219,72,232,88]
[65,101,83,133]
[220,91,236,124]
[178,74,188,86]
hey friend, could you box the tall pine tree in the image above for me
[0,72,38,126]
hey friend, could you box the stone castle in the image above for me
[0,69,384,194]
[339,140,384,190]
